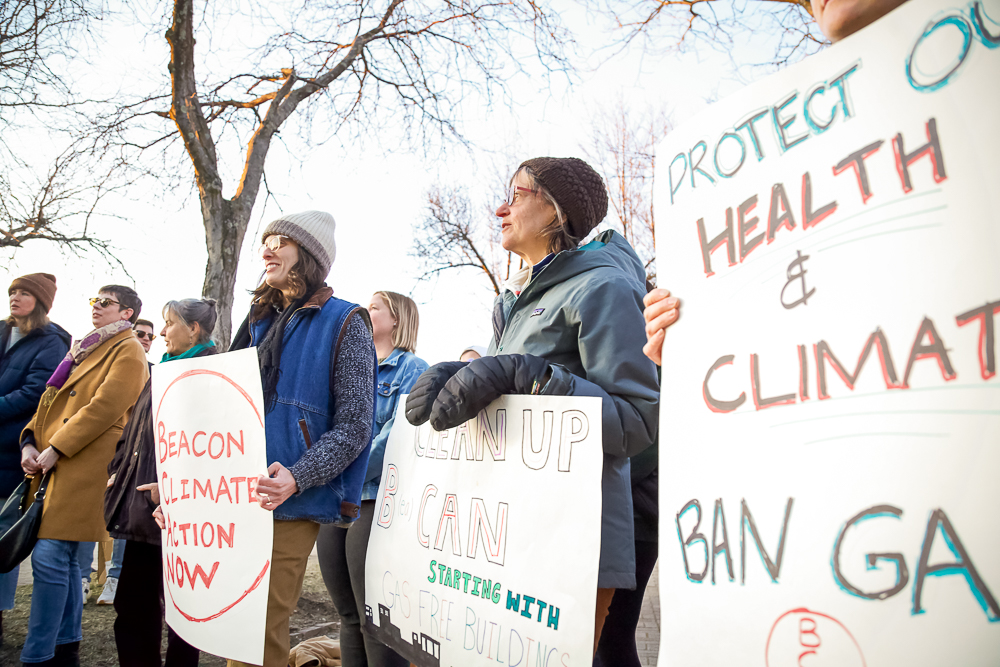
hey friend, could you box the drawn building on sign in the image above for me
[364,603,440,667]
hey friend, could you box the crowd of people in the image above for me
[0,3,909,664]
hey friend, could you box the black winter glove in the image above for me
[429,354,551,431]
[405,361,468,426]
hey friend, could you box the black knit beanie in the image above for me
[518,157,609,240]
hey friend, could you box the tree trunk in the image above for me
[201,196,250,350]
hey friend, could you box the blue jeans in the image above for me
[77,541,94,581]
[0,494,19,611]
[109,539,125,580]
[20,539,84,663]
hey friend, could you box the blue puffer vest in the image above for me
[244,293,374,524]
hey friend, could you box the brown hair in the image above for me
[375,291,420,353]
[5,302,50,335]
[250,244,325,316]
[513,165,580,255]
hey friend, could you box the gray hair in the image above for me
[162,298,218,344]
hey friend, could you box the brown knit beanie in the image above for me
[9,273,57,313]
[519,157,609,240]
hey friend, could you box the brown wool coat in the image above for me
[24,329,148,542]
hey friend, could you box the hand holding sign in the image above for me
[256,462,297,511]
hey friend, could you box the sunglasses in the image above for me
[258,234,293,255]
[505,184,538,206]
[134,330,157,341]
[89,297,121,308]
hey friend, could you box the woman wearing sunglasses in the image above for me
[405,158,659,655]
[226,211,376,667]
[0,274,70,642]
[104,298,217,666]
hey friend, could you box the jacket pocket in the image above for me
[376,381,399,425]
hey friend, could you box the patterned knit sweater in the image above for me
[288,312,375,493]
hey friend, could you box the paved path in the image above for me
[637,563,660,667]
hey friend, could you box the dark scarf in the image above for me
[232,294,310,413]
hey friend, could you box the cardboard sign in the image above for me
[653,0,1000,664]
[363,395,604,667]
[152,347,273,664]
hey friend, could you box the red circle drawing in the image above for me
[156,367,268,622]
[155,368,264,427]
[765,608,866,667]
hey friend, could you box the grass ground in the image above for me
[0,556,340,666]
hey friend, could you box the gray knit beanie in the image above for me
[262,210,337,276]
[519,157,609,240]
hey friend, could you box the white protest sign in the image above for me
[653,0,1000,664]
[364,395,603,667]
[152,347,273,664]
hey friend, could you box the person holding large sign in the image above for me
[317,290,427,667]
[644,0,1000,665]
[104,297,218,667]
[227,211,377,667]
[405,157,659,654]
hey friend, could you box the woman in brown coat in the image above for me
[18,285,147,667]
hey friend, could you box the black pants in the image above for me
[594,539,658,667]
[316,500,408,667]
[113,540,200,667]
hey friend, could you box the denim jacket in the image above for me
[242,292,375,524]
[361,348,428,501]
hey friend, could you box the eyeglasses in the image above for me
[134,330,157,341]
[89,297,121,308]
[258,234,293,256]
[505,185,538,206]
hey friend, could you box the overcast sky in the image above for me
[3,1,818,364]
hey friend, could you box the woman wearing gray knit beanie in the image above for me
[228,211,377,667]
[404,157,660,656]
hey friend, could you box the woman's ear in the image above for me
[191,321,202,341]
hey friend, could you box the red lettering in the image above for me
[200,522,214,548]
[229,477,246,504]
[799,617,821,648]
[208,432,225,460]
[218,523,235,548]
[180,478,190,500]
[161,471,171,505]
[193,478,214,502]
[158,422,168,463]
[168,431,178,458]
[227,431,244,457]
[191,431,207,457]
[246,477,258,502]
[179,523,191,545]
[177,430,191,456]
[181,559,220,590]
[216,476,233,504]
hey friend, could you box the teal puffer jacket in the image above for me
[489,230,659,589]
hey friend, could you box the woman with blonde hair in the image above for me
[316,290,427,667]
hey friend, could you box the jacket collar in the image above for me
[379,347,406,369]
[299,285,333,311]
[59,328,138,392]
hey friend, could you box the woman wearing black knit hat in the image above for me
[405,157,660,655]
[0,274,70,642]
